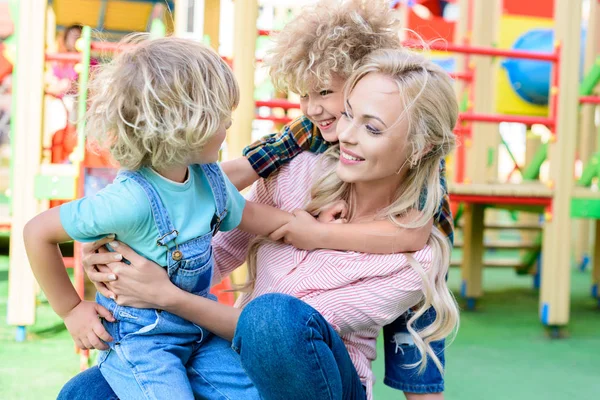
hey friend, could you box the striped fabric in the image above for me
[243,115,455,245]
[212,153,433,399]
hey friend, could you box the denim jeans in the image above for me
[232,293,367,400]
[58,333,258,400]
[383,306,445,394]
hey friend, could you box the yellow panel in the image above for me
[495,15,554,116]
[104,2,153,32]
[53,0,101,28]
[53,0,155,33]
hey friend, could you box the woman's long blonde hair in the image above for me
[244,48,460,374]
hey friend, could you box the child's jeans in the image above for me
[383,306,445,394]
[97,299,260,400]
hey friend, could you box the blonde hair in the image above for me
[264,0,401,94]
[87,35,239,170]
[244,48,459,374]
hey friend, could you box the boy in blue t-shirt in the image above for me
[24,37,292,400]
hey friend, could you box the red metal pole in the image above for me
[580,96,600,104]
[402,40,559,62]
[548,44,560,136]
[45,53,82,63]
[255,115,293,124]
[459,112,555,127]
[256,99,301,109]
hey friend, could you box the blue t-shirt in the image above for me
[60,164,246,267]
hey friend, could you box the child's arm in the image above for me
[222,115,325,191]
[23,207,115,349]
[270,209,432,254]
[237,201,293,237]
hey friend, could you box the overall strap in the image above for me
[199,163,228,234]
[117,170,179,246]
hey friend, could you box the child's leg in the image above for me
[99,341,194,400]
[186,333,261,399]
[99,308,198,400]
[232,293,367,400]
[383,307,445,398]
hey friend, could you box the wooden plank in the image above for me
[461,204,485,298]
[7,0,46,327]
[454,240,540,250]
[228,0,258,287]
[452,258,528,269]
[465,0,501,183]
[539,0,582,326]
[450,182,553,197]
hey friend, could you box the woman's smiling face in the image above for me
[335,72,412,186]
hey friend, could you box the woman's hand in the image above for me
[81,235,122,300]
[102,241,179,309]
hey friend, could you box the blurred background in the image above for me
[0,0,599,399]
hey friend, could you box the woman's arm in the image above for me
[100,241,240,341]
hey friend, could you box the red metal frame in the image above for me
[45,53,81,63]
[459,112,555,127]
[450,194,552,207]
[256,99,300,110]
[580,96,600,105]
[402,40,559,62]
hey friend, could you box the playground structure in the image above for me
[3,0,600,351]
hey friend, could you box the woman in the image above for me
[59,48,459,400]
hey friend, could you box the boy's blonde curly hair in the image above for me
[87,35,239,170]
[264,0,401,94]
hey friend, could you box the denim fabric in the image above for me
[232,293,367,400]
[93,164,259,400]
[57,333,259,400]
[383,306,445,394]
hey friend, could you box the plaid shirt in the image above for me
[243,115,454,245]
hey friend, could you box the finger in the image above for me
[80,337,93,350]
[331,218,348,224]
[73,338,85,350]
[83,252,122,273]
[93,322,113,344]
[94,283,117,301]
[82,234,116,254]
[107,241,145,266]
[87,269,118,284]
[269,224,288,241]
[87,331,106,350]
[95,304,116,322]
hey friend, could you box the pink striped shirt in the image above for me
[212,152,433,398]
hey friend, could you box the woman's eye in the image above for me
[366,125,381,134]
[341,111,352,119]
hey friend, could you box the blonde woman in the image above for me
[59,48,460,400]
[24,37,305,400]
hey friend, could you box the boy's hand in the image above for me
[317,200,348,223]
[270,209,327,250]
[63,301,115,350]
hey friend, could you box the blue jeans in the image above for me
[383,306,445,394]
[58,333,258,400]
[232,293,367,400]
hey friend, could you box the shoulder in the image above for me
[95,173,153,223]
[267,152,320,209]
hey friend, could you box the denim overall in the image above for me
[96,164,260,400]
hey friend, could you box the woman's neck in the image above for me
[350,172,406,221]
[153,165,189,183]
